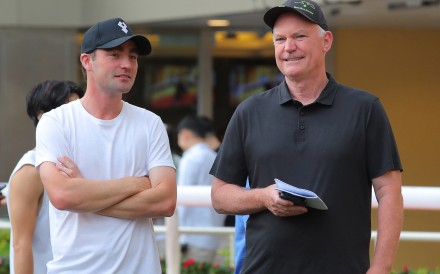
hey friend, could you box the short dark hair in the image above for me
[26,80,85,127]
[198,116,216,135]
[177,114,208,138]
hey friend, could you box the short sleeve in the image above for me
[146,117,175,172]
[35,113,70,169]
[366,99,402,179]
[210,107,248,187]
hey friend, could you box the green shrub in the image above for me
[391,266,440,274]
[0,229,9,274]
[161,258,233,274]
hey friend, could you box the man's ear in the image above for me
[323,31,333,53]
[177,128,190,151]
[37,111,44,121]
[80,53,92,71]
[180,128,192,140]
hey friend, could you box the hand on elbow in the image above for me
[135,176,152,192]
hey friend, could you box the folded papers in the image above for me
[274,178,328,210]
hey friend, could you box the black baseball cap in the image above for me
[264,0,329,31]
[81,17,152,56]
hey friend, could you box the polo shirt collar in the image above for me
[278,73,338,106]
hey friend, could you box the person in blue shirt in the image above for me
[234,180,249,274]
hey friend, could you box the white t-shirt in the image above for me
[5,150,52,274]
[35,100,174,274]
[177,143,226,250]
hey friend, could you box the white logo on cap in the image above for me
[296,1,315,9]
[118,21,128,34]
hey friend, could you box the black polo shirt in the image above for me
[210,74,402,274]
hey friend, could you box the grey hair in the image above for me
[318,25,326,37]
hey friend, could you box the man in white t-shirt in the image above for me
[35,18,176,274]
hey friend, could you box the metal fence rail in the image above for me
[164,185,440,274]
[1,183,439,274]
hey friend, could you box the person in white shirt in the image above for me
[35,18,176,274]
[5,80,84,274]
[176,115,226,263]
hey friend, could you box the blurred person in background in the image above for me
[233,180,249,274]
[5,80,84,274]
[177,115,226,263]
[154,123,182,259]
[199,116,221,153]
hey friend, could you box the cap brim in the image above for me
[263,6,318,29]
[98,35,152,56]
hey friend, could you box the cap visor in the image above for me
[98,35,152,56]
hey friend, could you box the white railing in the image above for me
[180,185,440,210]
[154,224,235,274]
[371,186,440,210]
[1,184,439,274]
[162,185,440,274]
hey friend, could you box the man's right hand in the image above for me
[56,156,83,178]
[263,184,308,217]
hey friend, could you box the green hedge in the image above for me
[0,228,438,274]
[392,267,440,274]
[0,229,9,274]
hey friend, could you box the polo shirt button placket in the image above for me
[299,108,306,130]
[297,107,306,142]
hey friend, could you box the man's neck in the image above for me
[286,74,329,106]
[80,92,123,120]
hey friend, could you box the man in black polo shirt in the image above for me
[210,0,403,273]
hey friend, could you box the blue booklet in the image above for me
[274,178,328,210]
